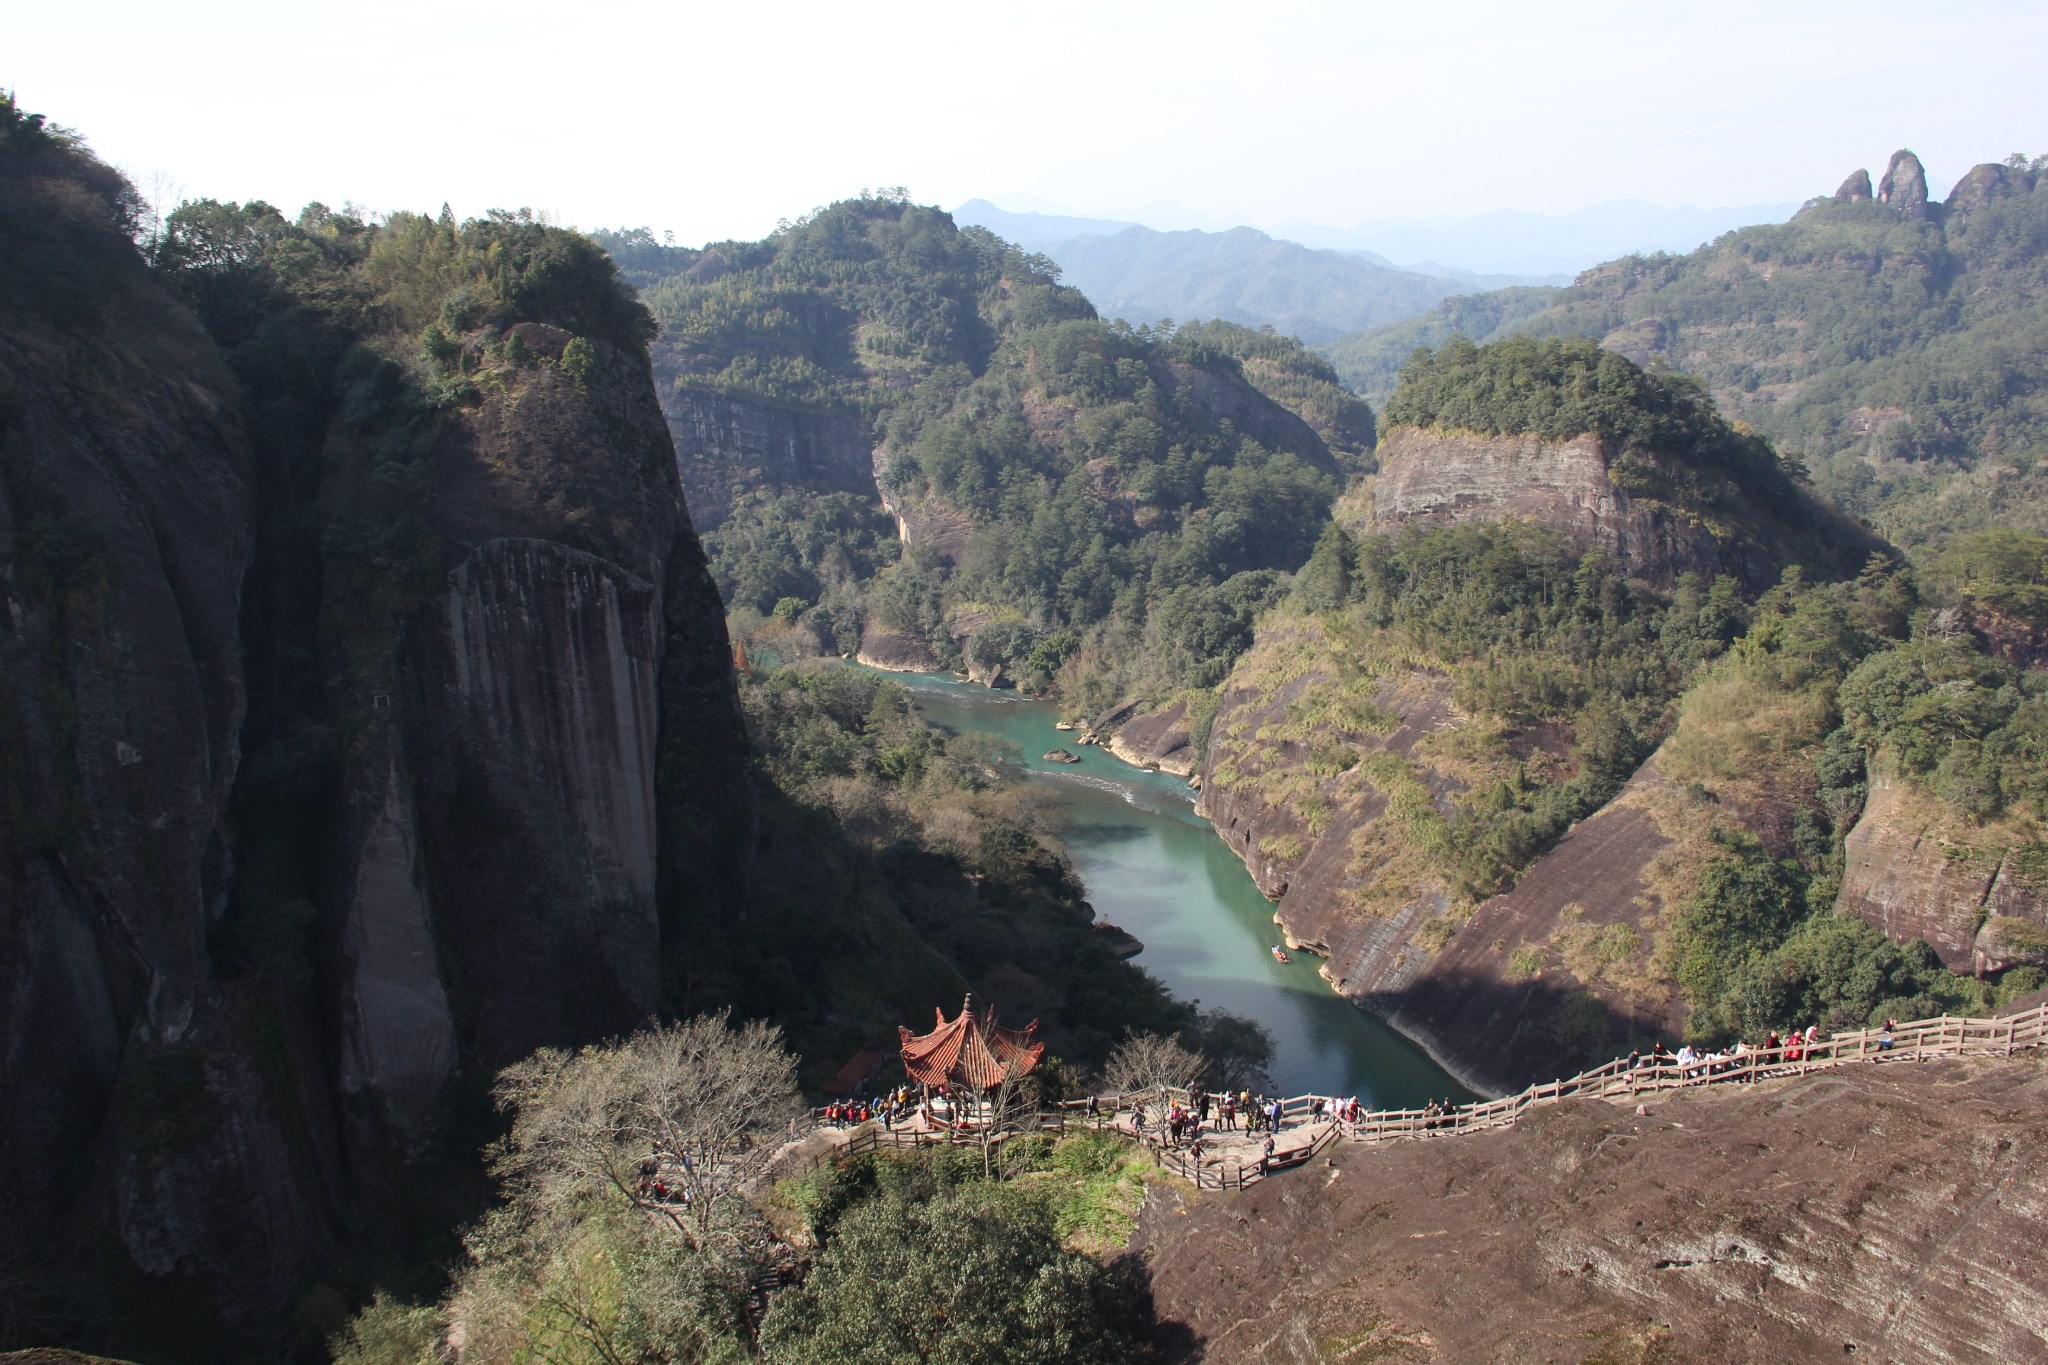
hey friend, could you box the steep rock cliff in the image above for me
[1,167,755,1360]
[1836,777,2046,974]
[0,115,317,1348]
[1362,427,1730,585]
[1357,420,1877,591]
[661,389,875,531]
[336,326,751,1117]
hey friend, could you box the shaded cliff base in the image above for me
[1132,1054,2048,1364]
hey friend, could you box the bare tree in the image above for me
[966,1068,1048,1180]
[136,167,183,252]
[1100,1032,1207,1105]
[490,1011,804,1254]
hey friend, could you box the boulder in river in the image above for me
[1044,748,1082,764]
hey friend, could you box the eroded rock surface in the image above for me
[663,391,874,531]
[1363,427,1727,585]
[1094,698,1198,777]
[1135,1057,2048,1363]
[1880,149,1932,220]
[1837,778,2046,973]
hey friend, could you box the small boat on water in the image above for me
[1271,944,1291,964]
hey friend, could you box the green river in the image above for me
[877,669,1469,1109]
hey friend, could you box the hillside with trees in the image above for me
[1198,331,2046,1087]
[603,198,1354,713]
[1322,149,2048,556]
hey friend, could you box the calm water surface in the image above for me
[872,668,1469,1109]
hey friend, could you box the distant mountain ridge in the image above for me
[951,196,1793,350]
[1026,224,1462,344]
[955,196,1797,279]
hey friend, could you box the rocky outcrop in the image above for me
[1944,162,2025,222]
[1090,698,1197,777]
[856,624,939,672]
[1357,422,1882,590]
[1195,637,1682,1095]
[1195,623,1462,1018]
[321,332,755,1112]
[1835,778,2046,973]
[1361,427,1731,585]
[1879,148,1931,220]
[1834,167,1874,202]
[1134,1057,2048,1363]
[876,468,977,565]
[661,389,875,531]
[1,175,754,1356]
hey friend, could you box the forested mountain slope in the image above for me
[1322,149,2048,553]
[1196,337,2044,1092]
[598,200,1359,712]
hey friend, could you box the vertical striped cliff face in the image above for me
[332,328,753,1134]
[2,219,754,1353]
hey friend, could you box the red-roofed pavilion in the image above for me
[898,994,1044,1093]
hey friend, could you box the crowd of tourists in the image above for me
[820,1085,918,1129]
[1624,1019,1900,1079]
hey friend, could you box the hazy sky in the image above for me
[12,0,2043,244]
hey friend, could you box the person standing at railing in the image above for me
[1879,1019,1896,1052]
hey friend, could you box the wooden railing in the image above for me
[796,1004,2048,1191]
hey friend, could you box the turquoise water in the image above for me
[872,669,1468,1109]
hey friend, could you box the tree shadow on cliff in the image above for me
[1107,1253,1205,1363]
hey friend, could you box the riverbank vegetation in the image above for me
[718,660,1274,1092]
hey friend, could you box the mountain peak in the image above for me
[1878,149,1930,220]
[1834,168,1873,202]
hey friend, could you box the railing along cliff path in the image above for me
[796,1003,2048,1193]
